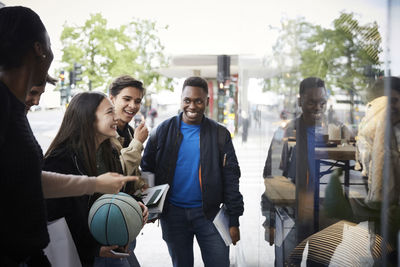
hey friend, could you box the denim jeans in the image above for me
[93,256,130,267]
[93,240,139,267]
[160,203,229,267]
[127,240,140,267]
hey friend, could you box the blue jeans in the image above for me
[93,240,139,267]
[160,203,229,267]
[127,240,140,267]
[93,256,130,267]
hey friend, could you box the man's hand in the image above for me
[95,172,138,194]
[229,226,240,245]
[138,202,149,225]
[134,121,149,144]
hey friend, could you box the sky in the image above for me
[2,0,398,75]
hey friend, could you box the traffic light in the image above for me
[74,63,82,83]
[69,71,75,87]
[69,63,82,87]
[217,55,230,123]
[59,70,67,104]
[217,55,230,83]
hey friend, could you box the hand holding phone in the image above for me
[100,245,129,258]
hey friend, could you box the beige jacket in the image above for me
[356,96,400,205]
[111,135,146,193]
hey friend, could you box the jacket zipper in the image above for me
[166,131,181,184]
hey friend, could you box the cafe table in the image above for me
[315,144,356,195]
[287,141,356,193]
[313,143,356,231]
[287,140,356,233]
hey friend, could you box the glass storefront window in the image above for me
[10,0,398,266]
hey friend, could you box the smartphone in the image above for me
[110,249,129,257]
[148,212,159,222]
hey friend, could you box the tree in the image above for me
[263,13,382,119]
[263,17,317,112]
[300,12,382,93]
[60,13,173,91]
[300,12,382,123]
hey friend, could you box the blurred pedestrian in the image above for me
[148,107,158,128]
[241,111,249,143]
[327,104,337,124]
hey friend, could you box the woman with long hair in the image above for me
[0,6,136,266]
[44,92,147,267]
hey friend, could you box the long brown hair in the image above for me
[45,92,120,176]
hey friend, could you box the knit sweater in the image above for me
[0,81,48,263]
[0,81,99,264]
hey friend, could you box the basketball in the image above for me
[88,192,143,246]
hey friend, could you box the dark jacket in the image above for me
[44,146,100,266]
[0,81,48,265]
[141,113,244,227]
[263,117,297,179]
[117,123,134,148]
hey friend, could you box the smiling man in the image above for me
[263,77,328,179]
[107,75,149,267]
[298,77,327,126]
[141,76,244,267]
[261,77,330,264]
[25,74,57,114]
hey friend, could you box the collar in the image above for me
[117,123,130,136]
[176,112,205,128]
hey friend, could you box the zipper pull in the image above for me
[223,153,227,167]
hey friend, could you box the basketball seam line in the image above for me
[105,200,111,245]
[114,204,129,245]
[98,196,142,213]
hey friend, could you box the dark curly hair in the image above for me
[182,76,208,94]
[299,77,325,96]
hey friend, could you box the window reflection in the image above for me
[259,4,400,265]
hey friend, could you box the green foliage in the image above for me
[300,12,382,93]
[262,17,317,111]
[263,17,317,94]
[264,12,382,98]
[60,13,173,91]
